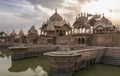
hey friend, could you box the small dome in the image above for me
[98,14,112,25]
[99,16,110,24]
[28,25,38,34]
[19,29,24,36]
[73,16,89,28]
[94,15,113,28]
[49,12,63,21]
[10,30,17,36]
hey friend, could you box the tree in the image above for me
[58,32,64,36]
[0,31,5,35]
[89,18,96,26]
[89,15,101,26]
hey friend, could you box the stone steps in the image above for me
[102,56,120,66]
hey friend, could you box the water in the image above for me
[0,48,120,76]
[75,64,120,76]
[0,48,50,76]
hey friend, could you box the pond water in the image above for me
[0,48,120,76]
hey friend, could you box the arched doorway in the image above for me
[81,38,85,44]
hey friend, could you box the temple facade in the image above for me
[40,9,72,36]
[2,9,120,46]
[38,9,119,45]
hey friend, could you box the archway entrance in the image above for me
[81,38,85,44]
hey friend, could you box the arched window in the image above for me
[81,38,85,44]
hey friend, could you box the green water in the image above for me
[0,48,120,76]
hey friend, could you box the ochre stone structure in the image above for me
[3,8,120,46]
[45,52,80,76]
[45,46,120,76]
[5,8,120,76]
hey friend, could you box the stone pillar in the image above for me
[46,55,81,76]
[40,29,42,35]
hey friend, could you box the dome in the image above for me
[98,14,112,25]
[99,16,110,24]
[94,15,113,28]
[28,25,38,34]
[10,30,17,36]
[73,16,89,28]
[49,12,63,21]
[19,29,24,36]
[41,8,71,31]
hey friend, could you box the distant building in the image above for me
[9,30,17,43]
[27,25,39,43]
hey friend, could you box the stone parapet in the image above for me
[45,51,81,76]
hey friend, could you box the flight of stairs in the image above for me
[102,56,120,66]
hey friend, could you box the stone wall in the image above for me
[90,33,120,47]
[45,47,105,76]
[38,36,48,44]
[74,48,105,71]
[56,36,72,45]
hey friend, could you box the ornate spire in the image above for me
[103,13,104,17]
[10,30,17,36]
[84,12,86,17]
[78,13,80,17]
[19,28,24,36]
[55,7,57,13]
[87,12,88,18]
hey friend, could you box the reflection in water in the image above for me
[0,48,50,76]
[32,66,48,76]
[8,56,50,75]
[0,48,11,58]
[0,48,120,76]
[75,64,120,76]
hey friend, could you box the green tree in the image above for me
[89,15,101,26]
[0,31,5,35]
[58,32,64,36]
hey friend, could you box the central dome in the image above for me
[49,12,63,21]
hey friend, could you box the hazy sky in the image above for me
[0,0,120,34]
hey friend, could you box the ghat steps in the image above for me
[102,56,120,66]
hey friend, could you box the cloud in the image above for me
[62,12,75,24]
[0,0,120,34]
[26,0,64,10]
[16,11,40,20]
[0,0,30,13]
[77,0,98,3]
[109,9,120,13]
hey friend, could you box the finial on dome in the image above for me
[84,12,86,17]
[68,20,70,25]
[13,30,15,32]
[76,15,77,20]
[87,12,88,17]
[81,12,83,17]
[103,13,104,17]
[55,7,57,13]
[78,13,80,17]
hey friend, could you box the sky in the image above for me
[0,0,120,34]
